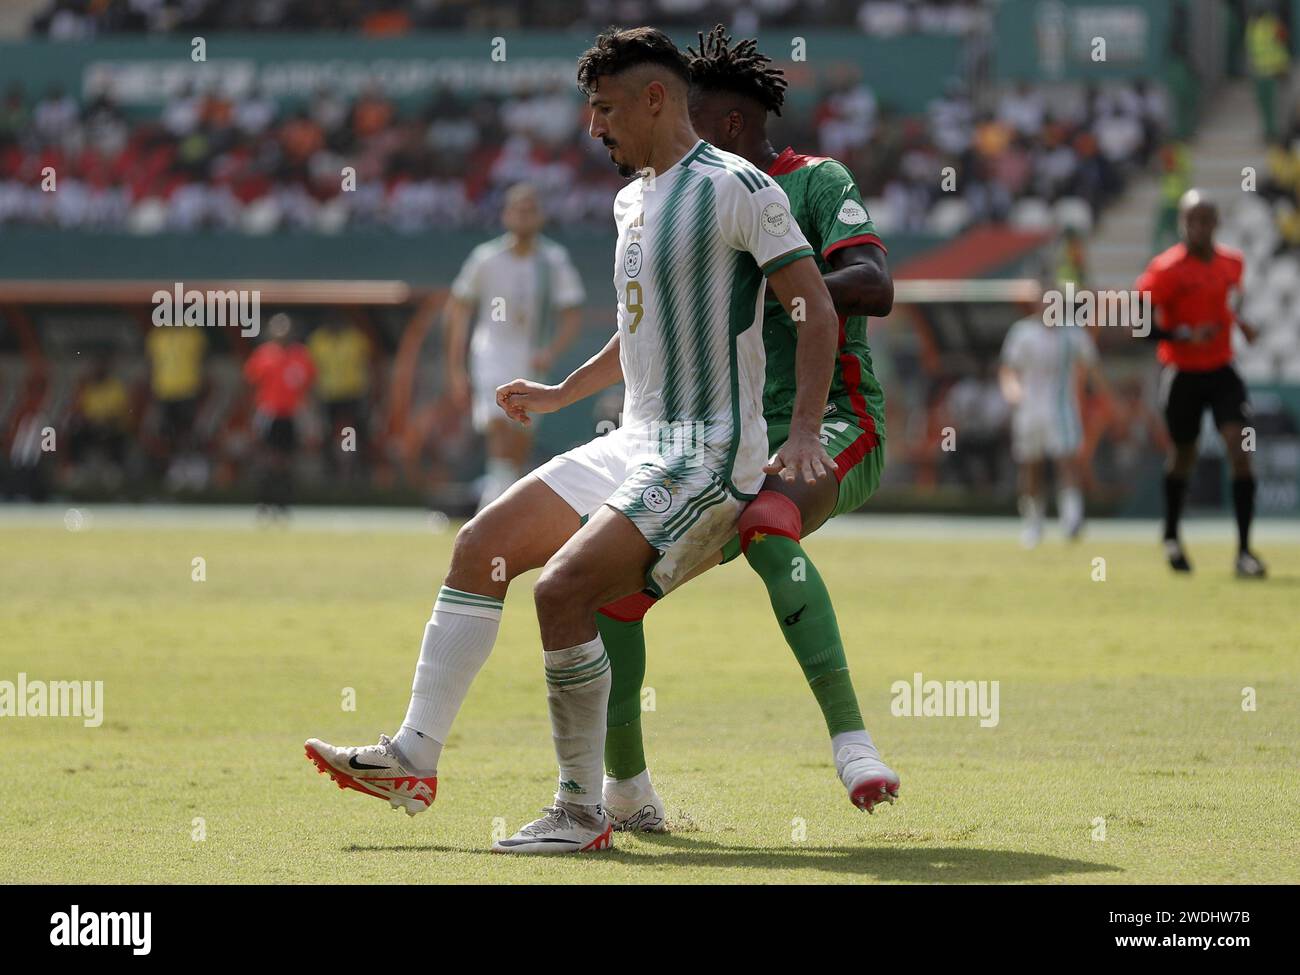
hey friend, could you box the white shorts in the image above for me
[1011,404,1082,463]
[470,345,530,433]
[533,426,750,596]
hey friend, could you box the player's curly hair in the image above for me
[576,27,691,95]
[686,24,787,116]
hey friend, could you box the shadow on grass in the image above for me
[344,834,1119,882]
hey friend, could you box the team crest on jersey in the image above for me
[761,202,791,237]
[641,483,672,514]
[624,242,643,279]
[837,199,868,225]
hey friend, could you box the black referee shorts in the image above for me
[259,415,297,453]
[1160,364,1251,446]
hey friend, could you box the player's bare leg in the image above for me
[1221,421,1266,578]
[1164,441,1197,571]
[493,505,654,854]
[306,474,582,813]
[1017,459,1045,549]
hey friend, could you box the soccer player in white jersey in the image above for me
[305,27,842,854]
[998,288,1111,547]
[444,183,586,511]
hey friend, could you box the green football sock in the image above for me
[743,533,864,736]
[597,612,649,780]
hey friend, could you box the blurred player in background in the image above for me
[309,316,371,479]
[146,317,206,489]
[68,354,131,489]
[244,312,316,516]
[1136,189,1266,577]
[596,26,899,829]
[443,183,586,511]
[999,286,1111,548]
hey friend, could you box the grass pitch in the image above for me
[2,507,1297,884]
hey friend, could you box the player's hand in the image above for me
[1239,321,1260,345]
[495,379,564,426]
[764,428,836,485]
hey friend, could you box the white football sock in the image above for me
[476,459,520,513]
[545,635,611,808]
[392,585,503,772]
[1018,494,1043,527]
[831,729,880,765]
[605,767,654,797]
[1018,494,1044,547]
[1058,486,1083,532]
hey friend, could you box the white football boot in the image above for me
[304,734,437,816]
[834,732,900,813]
[491,802,613,855]
[603,770,667,832]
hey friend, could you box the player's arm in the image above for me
[997,364,1023,405]
[724,178,836,482]
[766,256,840,483]
[1134,264,1173,341]
[532,305,584,373]
[823,243,893,318]
[442,295,473,407]
[497,332,622,426]
[998,322,1025,404]
[810,161,893,317]
[1083,353,1113,402]
[1230,284,1261,344]
[533,249,588,372]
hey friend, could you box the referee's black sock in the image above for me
[1163,475,1188,541]
[1232,476,1256,553]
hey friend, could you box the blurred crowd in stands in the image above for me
[0,70,1169,236]
[30,0,988,37]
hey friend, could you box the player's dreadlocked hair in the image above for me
[576,27,691,96]
[686,24,788,116]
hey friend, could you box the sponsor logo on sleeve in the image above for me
[761,202,791,237]
[836,199,869,225]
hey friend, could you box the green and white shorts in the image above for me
[534,425,757,596]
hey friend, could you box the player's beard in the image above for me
[602,137,634,178]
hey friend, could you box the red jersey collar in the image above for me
[766,147,801,176]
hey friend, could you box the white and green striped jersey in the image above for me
[1001,315,1097,439]
[451,233,586,362]
[612,140,813,497]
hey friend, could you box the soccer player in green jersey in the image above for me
[599,26,899,829]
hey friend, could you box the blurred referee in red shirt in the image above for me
[1135,190,1266,577]
[244,312,317,516]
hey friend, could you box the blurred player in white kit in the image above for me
[999,290,1111,547]
[443,183,586,510]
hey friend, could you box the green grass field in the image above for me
[2,508,1297,884]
